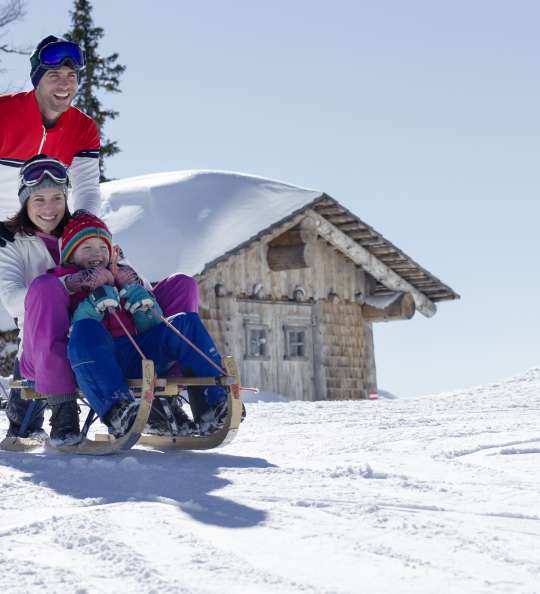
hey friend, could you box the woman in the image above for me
[0,155,199,444]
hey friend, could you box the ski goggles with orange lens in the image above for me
[18,159,70,194]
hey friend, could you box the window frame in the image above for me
[244,323,271,361]
[283,325,309,361]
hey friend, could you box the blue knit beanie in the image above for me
[30,35,79,88]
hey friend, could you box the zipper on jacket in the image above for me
[37,125,47,153]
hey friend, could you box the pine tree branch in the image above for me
[0,0,27,57]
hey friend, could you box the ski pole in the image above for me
[108,307,147,361]
[107,246,148,360]
[158,314,227,376]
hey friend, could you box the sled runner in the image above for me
[0,356,243,455]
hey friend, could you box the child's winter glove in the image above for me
[120,284,163,333]
[65,267,115,293]
[120,284,156,314]
[114,264,142,288]
[72,285,120,323]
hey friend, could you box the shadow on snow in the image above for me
[0,448,276,529]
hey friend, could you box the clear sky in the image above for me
[2,0,539,396]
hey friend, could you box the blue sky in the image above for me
[3,0,539,396]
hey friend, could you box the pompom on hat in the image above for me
[60,210,113,264]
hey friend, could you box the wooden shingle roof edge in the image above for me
[310,194,460,305]
[199,192,460,308]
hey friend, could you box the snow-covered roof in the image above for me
[100,170,322,280]
[101,170,459,305]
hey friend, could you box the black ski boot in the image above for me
[49,400,81,446]
[104,399,138,438]
[6,420,48,440]
[145,398,196,435]
[170,397,197,434]
[145,399,169,435]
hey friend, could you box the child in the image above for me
[54,210,230,439]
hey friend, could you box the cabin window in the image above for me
[245,324,269,359]
[284,326,308,360]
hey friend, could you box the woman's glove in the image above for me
[120,284,163,333]
[65,267,115,293]
[72,285,120,323]
[114,264,142,288]
[0,222,14,248]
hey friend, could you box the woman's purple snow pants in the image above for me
[8,273,199,427]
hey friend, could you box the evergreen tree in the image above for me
[65,0,125,181]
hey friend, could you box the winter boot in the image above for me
[186,385,208,425]
[6,420,48,441]
[144,399,169,435]
[145,398,196,435]
[170,397,197,434]
[198,390,229,434]
[104,399,139,438]
[49,400,81,446]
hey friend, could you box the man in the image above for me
[0,34,100,236]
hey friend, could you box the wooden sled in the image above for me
[120,356,243,450]
[1,356,243,455]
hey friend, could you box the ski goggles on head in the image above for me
[32,40,86,71]
[18,159,70,194]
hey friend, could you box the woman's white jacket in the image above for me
[0,233,56,336]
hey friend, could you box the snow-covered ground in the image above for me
[1,368,539,594]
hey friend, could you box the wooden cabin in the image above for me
[97,171,459,401]
[193,194,459,401]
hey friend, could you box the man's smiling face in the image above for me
[35,66,78,122]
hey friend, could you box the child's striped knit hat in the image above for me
[60,209,113,264]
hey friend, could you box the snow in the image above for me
[100,169,323,281]
[1,367,539,593]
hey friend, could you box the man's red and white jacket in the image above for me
[0,90,101,218]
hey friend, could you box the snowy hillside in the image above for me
[1,367,539,593]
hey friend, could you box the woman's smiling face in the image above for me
[26,187,66,234]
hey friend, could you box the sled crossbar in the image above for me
[12,375,235,401]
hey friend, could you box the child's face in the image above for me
[70,237,110,270]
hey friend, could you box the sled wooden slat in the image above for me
[127,375,236,396]
[8,384,46,401]
[0,434,48,452]
[11,375,237,400]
